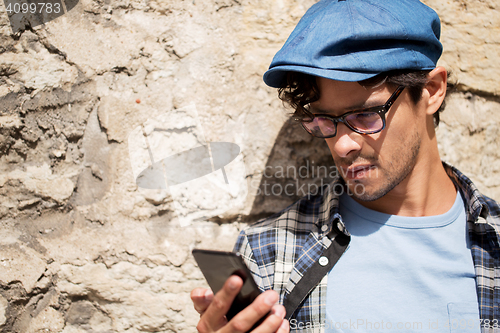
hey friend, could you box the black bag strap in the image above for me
[283,227,350,320]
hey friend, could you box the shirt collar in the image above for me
[444,162,500,251]
[444,162,493,223]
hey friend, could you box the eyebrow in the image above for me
[309,100,383,116]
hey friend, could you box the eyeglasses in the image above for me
[296,86,405,139]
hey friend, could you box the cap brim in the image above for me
[263,66,381,88]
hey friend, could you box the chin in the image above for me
[350,191,385,202]
[345,181,394,202]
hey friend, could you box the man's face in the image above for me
[310,77,424,201]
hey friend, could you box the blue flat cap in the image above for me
[263,0,443,88]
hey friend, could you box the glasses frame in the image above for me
[297,85,406,139]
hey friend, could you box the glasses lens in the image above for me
[345,111,383,133]
[301,117,336,137]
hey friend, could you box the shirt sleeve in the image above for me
[233,227,267,292]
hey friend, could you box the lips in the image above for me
[343,164,375,180]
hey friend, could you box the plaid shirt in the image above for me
[234,164,500,332]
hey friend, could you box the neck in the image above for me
[354,146,457,217]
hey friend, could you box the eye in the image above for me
[352,112,378,119]
[346,111,382,131]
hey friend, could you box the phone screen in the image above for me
[192,249,263,320]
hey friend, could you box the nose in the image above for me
[326,122,362,158]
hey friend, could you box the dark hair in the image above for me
[278,70,456,127]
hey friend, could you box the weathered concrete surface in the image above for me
[437,92,500,200]
[0,0,499,332]
[426,0,500,96]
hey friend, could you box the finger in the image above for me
[190,288,214,314]
[224,290,279,333]
[197,275,243,332]
[270,304,286,318]
[276,319,290,333]
[270,306,289,333]
[249,303,286,333]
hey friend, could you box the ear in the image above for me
[423,66,447,115]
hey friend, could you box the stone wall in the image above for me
[0,0,499,332]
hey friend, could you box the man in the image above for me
[191,0,500,332]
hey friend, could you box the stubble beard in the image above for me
[339,131,422,202]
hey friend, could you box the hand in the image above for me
[191,286,214,316]
[190,275,290,333]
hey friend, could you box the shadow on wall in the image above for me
[246,118,337,221]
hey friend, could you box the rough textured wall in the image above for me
[0,0,499,332]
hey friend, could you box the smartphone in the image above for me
[192,249,264,321]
